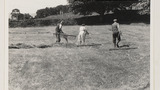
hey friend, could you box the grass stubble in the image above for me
[9,25,150,90]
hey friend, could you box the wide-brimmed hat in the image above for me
[113,19,117,22]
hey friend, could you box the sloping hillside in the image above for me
[36,13,84,20]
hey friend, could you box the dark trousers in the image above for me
[55,33,68,43]
[56,33,61,42]
[112,32,121,47]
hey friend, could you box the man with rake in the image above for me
[55,21,68,43]
[112,19,122,48]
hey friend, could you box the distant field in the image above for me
[9,25,150,90]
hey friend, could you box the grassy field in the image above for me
[9,24,150,90]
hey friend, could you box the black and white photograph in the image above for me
[5,0,153,90]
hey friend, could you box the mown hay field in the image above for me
[9,24,150,90]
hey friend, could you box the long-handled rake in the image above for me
[53,33,77,47]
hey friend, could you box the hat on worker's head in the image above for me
[113,19,117,22]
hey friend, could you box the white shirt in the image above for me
[59,24,62,29]
[79,26,86,34]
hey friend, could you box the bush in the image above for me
[9,21,21,28]
[63,19,77,25]
[20,20,36,27]
[39,20,52,26]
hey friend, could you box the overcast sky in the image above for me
[8,0,68,15]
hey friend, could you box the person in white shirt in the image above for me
[77,24,89,45]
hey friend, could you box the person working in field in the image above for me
[77,24,89,45]
[55,21,68,43]
[111,19,121,48]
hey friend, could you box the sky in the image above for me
[8,0,68,16]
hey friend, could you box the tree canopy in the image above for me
[132,0,150,14]
[67,0,138,16]
[35,5,69,18]
[10,9,33,21]
[68,0,150,16]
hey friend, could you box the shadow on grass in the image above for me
[9,43,136,50]
[109,44,138,51]
[36,44,53,48]
[119,45,130,48]
[9,43,53,49]
[77,43,101,47]
[9,43,35,49]
[109,47,138,51]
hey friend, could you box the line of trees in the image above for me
[67,0,150,16]
[10,9,33,21]
[35,5,70,18]
[67,0,150,22]
[32,0,150,19]
[10,0,150,20]
[9,0,150,27]
[132,0,150,15]
[68,0,136,16]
